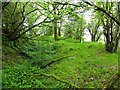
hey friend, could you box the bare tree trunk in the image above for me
[54,21,58,41]
[91,34,95,42]
[53,4,58,41]
[58,20,62,36]
[58,27,61,36]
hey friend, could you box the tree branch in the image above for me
[26,8,38,15]
[11,4,39,38]
[83,1,120,26]
[40,55,74,69]
[87,24,92,35]
[12,2,29,34]
[103,73,120,89]
[40,73,79,88]
[16,17,54,39]
[2,1,12,11]
[54,2,83,8]
[25,72,80,88]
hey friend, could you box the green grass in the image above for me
[2,38,119,88]
[41,40,118,88]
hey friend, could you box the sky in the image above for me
[84,10,92,24]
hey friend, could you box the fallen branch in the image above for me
[23,72,79,88]
[102,73,120,90]
[40,55,74,69]
[35,73,80,88]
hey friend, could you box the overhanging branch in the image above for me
[83,0,120,26]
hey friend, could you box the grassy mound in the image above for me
[2,38,119,88]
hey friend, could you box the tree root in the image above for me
[102,73,120,90]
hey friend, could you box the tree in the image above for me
[83,1,120,25]
[85,1,120,89]
[83,1,120,52]
[53,1,87,40]
[100,2,119,53]
[60,4,86,42]
[2,2,54,42]
[87,15,102,42]
[74,14,86,42]
[53,3,58,40]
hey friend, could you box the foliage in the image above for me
[2,62,44,88]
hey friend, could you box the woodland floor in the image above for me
[2,37,120,88]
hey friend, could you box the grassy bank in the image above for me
[2,38,119,88]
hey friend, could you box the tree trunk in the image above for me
[58,27,61,36]
[58,21,62,36]
[54,21,58,41]
[53,4,58,41]
[91,34,95,42]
